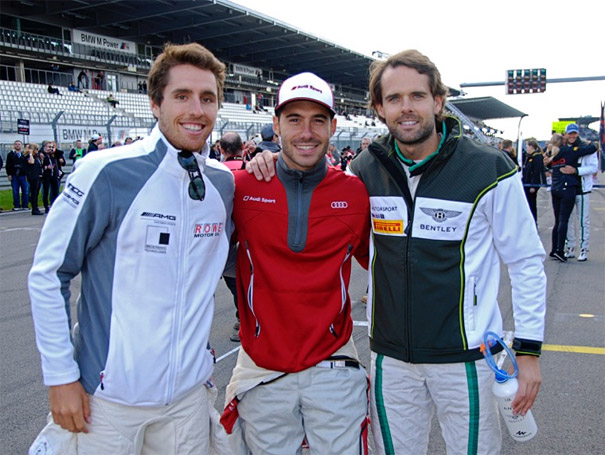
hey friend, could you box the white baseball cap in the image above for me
[275,72,335,115]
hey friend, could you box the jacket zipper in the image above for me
[330,244,353,337]
[165,171,188,404]
[293,174,303,246]
[244,241,261,337]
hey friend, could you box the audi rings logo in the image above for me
[331,201,348,209]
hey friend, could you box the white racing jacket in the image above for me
[29,125,234,406]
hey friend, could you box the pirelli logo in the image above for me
[372,218,404,235]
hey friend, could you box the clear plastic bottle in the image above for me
[483,331,538,442]
[492,370,538,441]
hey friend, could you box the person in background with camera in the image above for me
[24,143,44,215]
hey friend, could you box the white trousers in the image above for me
[370,352,501,455]
[30,381,230,455]
[236,364,368,455]
[566,193,590,251]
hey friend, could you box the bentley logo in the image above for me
[420,207,462,223]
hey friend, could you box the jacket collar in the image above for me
[369,116,461,176]
[276,153,327,186]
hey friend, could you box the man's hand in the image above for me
[512,355,541,416]
[246,150,278,182]
[560,165,576,175]
[49,381,91,433]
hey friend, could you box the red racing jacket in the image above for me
[233,156,370,372]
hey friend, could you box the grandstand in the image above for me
[0,0,519,162]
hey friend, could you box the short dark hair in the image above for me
[219,131,243,157]
[148,42,225,108]
[369,49,447,123]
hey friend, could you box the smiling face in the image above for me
[376,65,444,159]
[151,64,218,152]
[566,131,579,145]
[274,100,337,172]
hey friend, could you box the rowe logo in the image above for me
[331,201,348,209]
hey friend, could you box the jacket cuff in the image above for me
[512,337,542,357]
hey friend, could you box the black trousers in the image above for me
[551,187,576,254]
[28,177,41,211]
[42,176,60,210]
[524,187,539,222]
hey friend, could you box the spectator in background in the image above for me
[501,139,517,165]
[87,134,102,153]
[77,69,89,89]
[522,139,547,224]
[563,128,599,261]
[256,124,281,154]
[47,84,62,96]
[112,141,123,148]
[209,139,220,160]
[68,81,81,92]
[356,136,372,157]
[327,142,340,166]
[106,94,120,108]
[220,131,245,171]
[69,140,86,164]
[6,140,29,211]
[24,143,43,215]
[543,124,597,262]
[124,137,134,145]
[41,140,61,213]
[219,131,245,342]
[93,70,105,90]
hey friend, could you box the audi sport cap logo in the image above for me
[276,72,335,115]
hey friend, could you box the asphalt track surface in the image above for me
[1,181,604,455]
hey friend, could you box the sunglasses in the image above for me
[177,151,206,201]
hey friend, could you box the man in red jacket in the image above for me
[222,72,371,454]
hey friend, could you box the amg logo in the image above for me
[141,212,177,221]
[62,192,80,206]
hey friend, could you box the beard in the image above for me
[388,118,435,146]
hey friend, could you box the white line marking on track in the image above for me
[216,346,241,363]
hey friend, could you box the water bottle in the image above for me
[492,369,538,441]
[483,331,538,442]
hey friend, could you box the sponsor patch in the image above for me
[370,196,407,237]
[412,197,471,241]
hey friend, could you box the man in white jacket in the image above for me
[563,138,599,261]
[28,43,233,454]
